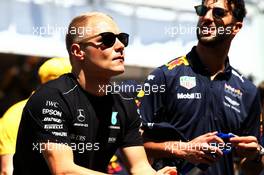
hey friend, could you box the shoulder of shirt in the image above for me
[36,73,78,95]
[159,55,190,72]
[2,99,28,116]
[25,74,78,107]
[230,67,257,94]
[112,92,135,102]
[148,55,189,79]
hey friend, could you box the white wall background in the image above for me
[0,0,263,84]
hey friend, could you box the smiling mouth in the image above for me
[200,26,217,35]
[201,25,216,30]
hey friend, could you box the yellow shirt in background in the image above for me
[0,99,28,155]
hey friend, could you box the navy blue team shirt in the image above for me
[139,46,261,175]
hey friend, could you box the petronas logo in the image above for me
[111,112,118,125]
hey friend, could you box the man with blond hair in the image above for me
[13,12,176,175]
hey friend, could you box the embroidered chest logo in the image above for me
[108,112,120,143]
[109,112,120,130]
[147,75,155,81]
[224,83,243,99]
[111,112,118,125]
[77,109,85,122]
[223,96,241,113]
[225,96,240,106]
[180,76,196,90]
[73,109,88,127]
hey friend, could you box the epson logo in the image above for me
[177,93,201,99]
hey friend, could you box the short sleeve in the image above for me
[241,90,262,141]
[120,98,143,148]
[0,100,27,155]
[0,123,15,154]
[139,67,167,129]
[138,68,185,142]
[23,86,72,145]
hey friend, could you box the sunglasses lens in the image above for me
[101,32,116,47]
[100,32,129,47]
[213,8,226,19]
[195,5,207,16]
[118,33,129,47]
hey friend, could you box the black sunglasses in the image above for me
[194,5,228,19]
[99,32,129,48]
[78,32,129,48]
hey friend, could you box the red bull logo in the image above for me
[165,56,189,70]
[224,83,243,99]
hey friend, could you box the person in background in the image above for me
[139,0,263,174]
[0,57,72,175]
[256,81,264,151]
[13,12,176,175]
[257,81,264,175]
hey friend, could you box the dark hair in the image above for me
[227,0,246,21]
[202,0,246,21]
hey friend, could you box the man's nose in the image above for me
[203,8,214,21]
[114,38,125,53]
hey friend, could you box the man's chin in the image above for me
[110,68,125,76]
[198,36,221,47]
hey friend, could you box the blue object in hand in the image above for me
[216,132,235,154]
[180,133,235,175]
[217,133,235,139]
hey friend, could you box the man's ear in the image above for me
[232,21,243,35]
[70,44,85,61]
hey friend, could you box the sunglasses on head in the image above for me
[194,5,228,19]
[99,32,129,48]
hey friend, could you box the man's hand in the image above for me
[229,136,260,160]
[230,136,264,175]
[42,142,108,175]
[156,166,177,175]
[176,132,224,164]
